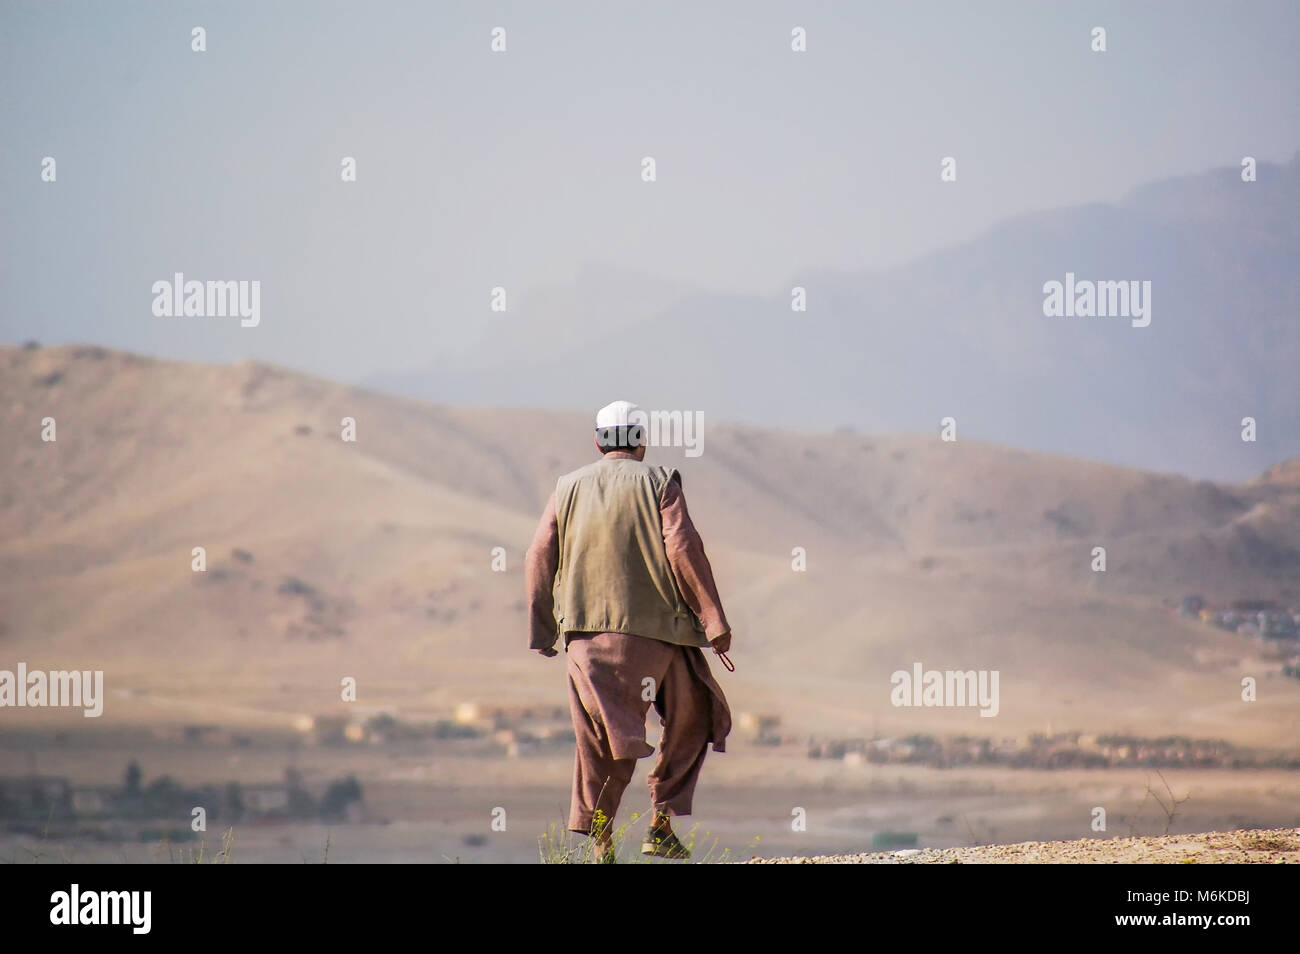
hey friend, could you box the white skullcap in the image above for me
[595,400,642,429]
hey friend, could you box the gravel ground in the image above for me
[745,828,1300,864]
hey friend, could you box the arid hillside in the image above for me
[3,344,1300,746]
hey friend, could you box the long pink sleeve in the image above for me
[524,492,561,651]
[660,478,731,640]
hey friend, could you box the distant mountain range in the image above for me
[365,154,1300,482]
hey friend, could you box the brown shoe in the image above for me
[641,814,691,860]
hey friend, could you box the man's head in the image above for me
[594,400,647,460]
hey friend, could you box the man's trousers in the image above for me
[565,631,720,834]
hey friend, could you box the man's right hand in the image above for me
[709,632,731,654]
[536,646,559,658]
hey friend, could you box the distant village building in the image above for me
[343,723,367,743]
[454,702,482,725]
[454,700,568,735]
[310,714,348,744]
[243,785,290,817]
[737,712,782,744]
[71,787,115,817]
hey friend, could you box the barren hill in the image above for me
[3,345,1300,746]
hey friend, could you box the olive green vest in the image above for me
[553,456,709,648]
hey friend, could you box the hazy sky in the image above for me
[2,0,1298,384]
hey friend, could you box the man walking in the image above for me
[525,400,733,862]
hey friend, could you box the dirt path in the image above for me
[746,828,1300,863]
